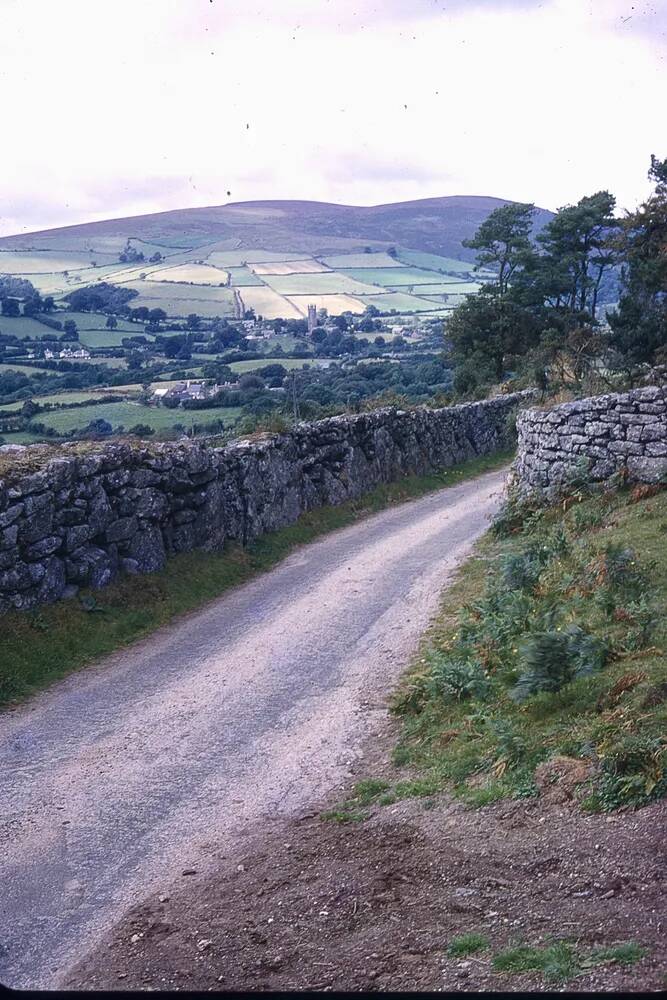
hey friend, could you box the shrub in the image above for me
[426,654,492,702]
[511,625,607,702]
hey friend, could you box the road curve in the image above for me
[0,468,507,988]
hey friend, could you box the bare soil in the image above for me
[65,720,666,993]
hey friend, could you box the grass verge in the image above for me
[389,482,667,813]
[0,450,511,709]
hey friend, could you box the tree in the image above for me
[532,191,619,320]
[63,319,78,339]
[447,287,541,381]
[186,313,201,330]
[42,296,55,312]
[147,308,166,326]
[1,298,20,317]
[463,202,535,295]
[608,156,667,369]
[106,315,118,330]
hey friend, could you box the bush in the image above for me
[425,654,492,702]
[511,625,607,702]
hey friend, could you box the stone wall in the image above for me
[514,384,667,495]
[0,393,530,615]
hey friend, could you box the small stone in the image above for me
[197,938,212,951]
[158,894,169,903]
[182,868,197,876]
[130,933,142,944]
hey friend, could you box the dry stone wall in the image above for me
[0,393,530,615]
[514,384,667,496]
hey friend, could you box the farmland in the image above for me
[30,401,242,434]
[1,212,490,323]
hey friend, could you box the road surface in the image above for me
[0,467,506,988]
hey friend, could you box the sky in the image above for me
[0,0,664,236]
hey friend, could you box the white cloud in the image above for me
[0,0,664,236]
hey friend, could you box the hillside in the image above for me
[0,195,552,262]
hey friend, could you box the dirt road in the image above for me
[0,468,506,989]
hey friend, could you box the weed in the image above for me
[590,942,647,966]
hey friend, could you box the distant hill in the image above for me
[0,196,552,262]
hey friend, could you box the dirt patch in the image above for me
[65,773,666,992]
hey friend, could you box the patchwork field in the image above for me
[1,225,487,321]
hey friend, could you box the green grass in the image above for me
[394,249,479,274]
[32,401,240,434]
[491,939,646,983]
[391,485,667,813]
[447,933,489,958]
[341,266,468,287]
[0,450,511,708]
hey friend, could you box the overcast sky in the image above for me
[0,0,664,236]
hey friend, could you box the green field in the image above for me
[0,315,62,339]
[226,267,265,286]
[394,249,478,274]
[341,266,469,287]
[121,282,237,318]
[35,400,242,434]
[356,291,443,313]
[206,250,306,267]
[319,251,404,269]
[57,311,140,333]
[262,272,381,295]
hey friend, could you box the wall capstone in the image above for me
[514,384,667,496]
[0,392,531,615]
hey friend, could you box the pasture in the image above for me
[355,291,441,313]
[262,272,380,295]
[319,252,404,269]
[251,259,329,275]
[120,282,237,317]
[146,264,230,285]
[206,250,306,267]
[58,311,139,334]
[0,316,61,339]
[340,266,464,287]
[35,401,241,434]
[394,249,476,274]
[226,267,265,286]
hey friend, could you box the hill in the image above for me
[0,196,552,323]
[0,196,552,262]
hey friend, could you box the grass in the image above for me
[30,401,241,435]
[447,933,489,957]
[0,450,511,708]
[390,484,667,813]
[491,939,646,983]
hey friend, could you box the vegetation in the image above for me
[0,451,510,707]
[490,939,646,983]
[389,483,667,813]
[448,156,666,395]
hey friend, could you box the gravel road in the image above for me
[0,468,507,989]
